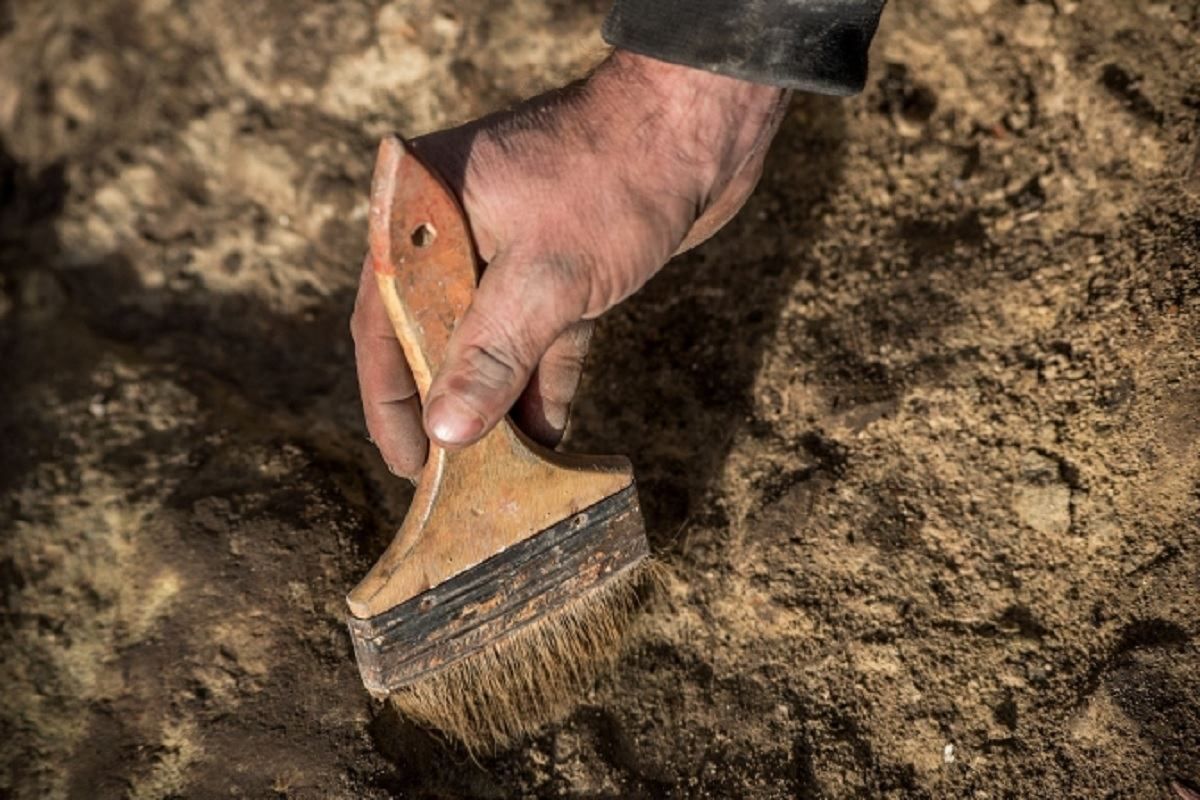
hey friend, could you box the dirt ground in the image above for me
[1,0,1198,797]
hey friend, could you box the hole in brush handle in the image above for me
[411,223,436,248]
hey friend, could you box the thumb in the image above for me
[424,251,590,449]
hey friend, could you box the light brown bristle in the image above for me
[389,559,664,752]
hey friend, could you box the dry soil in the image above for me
[1,0,1198,798]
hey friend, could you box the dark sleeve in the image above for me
[601,0,887,96]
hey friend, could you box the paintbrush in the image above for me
[346,135,655,751]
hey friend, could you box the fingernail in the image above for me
[543,405,569,436]
[426,394,486,446]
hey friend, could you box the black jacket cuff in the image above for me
[602,0,886,96]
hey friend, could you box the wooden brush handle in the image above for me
[367,134,475,399]
[347,134,634,620]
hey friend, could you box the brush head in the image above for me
[347,484,653,750]
[389,556,660,752]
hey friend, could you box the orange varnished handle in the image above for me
[347,135,636,618]
[367,135,476,399]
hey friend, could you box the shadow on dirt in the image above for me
[0,128,414,539]
[572,95,848,551]
[0,136,73,495]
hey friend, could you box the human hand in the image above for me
[352,49,788,477]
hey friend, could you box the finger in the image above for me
[364,394,426,478]
[513,320,594,447]
[351,256,428,476]
[675,149,766,254]
[424,250,589,448]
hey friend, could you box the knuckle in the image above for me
[456,340,523,393]
[467,292,554,374]
[580,265,632,315]
[548,345,587,375]
[545,338,589,378]
[538,381,577,410]
[525,251,607,319]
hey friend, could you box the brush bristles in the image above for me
[390,559,663,752]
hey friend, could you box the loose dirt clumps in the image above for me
[1,1,1197,797]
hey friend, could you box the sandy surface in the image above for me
[1,0,1198,797]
